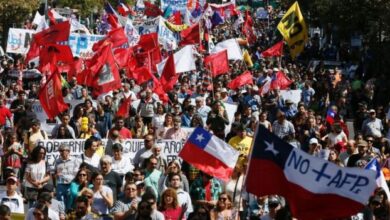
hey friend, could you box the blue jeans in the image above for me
[56,184,70,210]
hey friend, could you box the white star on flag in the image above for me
[196,134,205,142]
[264,140,279,156]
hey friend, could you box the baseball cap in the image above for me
[357,140,368,147]
[6,176,18,183]
[309,138,318,145]
[368,109,376,113]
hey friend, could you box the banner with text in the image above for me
[6,28,104,58]
[38,139,184,169]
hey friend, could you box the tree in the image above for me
[0,0,39,49]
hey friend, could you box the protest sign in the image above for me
[32,99,97,134]
[280,89,302,105]
[158,17,179,51]
[6,28,35,54]
[6,28,104,58]
[161,0,189,13]
[38,139,185,169]
[68,33,105,58]
[135,17,159,35]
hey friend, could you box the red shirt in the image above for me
[0,106,12,126]
[109,127,133,139]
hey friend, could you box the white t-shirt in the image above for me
[81,153,101,168]
[24,160,47,188]
[0,191,24,214]
[327,131,347,147]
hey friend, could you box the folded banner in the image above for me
[165,21,189,32]
[179,127,239,181]
[246,125,377,220]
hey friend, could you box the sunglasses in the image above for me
[78,173,87,177]
[219,197,228,201]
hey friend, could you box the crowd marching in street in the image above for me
[0,0,390,219]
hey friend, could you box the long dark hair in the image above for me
[57,124,73,139]
[29,146,46,163]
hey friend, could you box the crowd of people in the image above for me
[0,1,390,220]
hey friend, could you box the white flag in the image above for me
[211,38,243,60]
[32,11,48,32]
[156,45,196,76]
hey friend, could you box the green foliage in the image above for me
[0,0,40,48]
[56,0,104,17]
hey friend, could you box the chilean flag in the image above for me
[326,109,336,125]
[179,127,239,181]
[246,125,377,220]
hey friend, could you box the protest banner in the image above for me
[6,28,35,54]
[38,139,184,169]
[160,0,189,13]
[135,17,159,35]
[7,28,104,58]
[158,17,179,51]
[68,33,105,58]
[280,89,302,105]
[32,99,97,134]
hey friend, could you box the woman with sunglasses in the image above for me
[68,168,90,211]
[24,146,50,208]
[210,192,239,220]
[159,188,187,220]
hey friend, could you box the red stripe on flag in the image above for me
[179,142,234,181]
[246,159,365,220]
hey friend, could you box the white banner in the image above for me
[6,28,35,54]
[135,17,159,35]
[38,139,184,169]
[6,28,104,58]
[158,17,178,51]
[32,99,97,134]
[280,89,302,105]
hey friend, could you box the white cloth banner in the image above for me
[135,17,159,35]
[211,38,243,60]
[38,139,184,169]
[158,17,178,51]
[156,45,196,76]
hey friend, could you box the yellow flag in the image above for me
[243,50,253,67]
[164,21,189,32]
[277,1,308,59]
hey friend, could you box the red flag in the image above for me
[107,13,121,28]
[135,47,161,73]
[242,21,256,45]
[39,70,69,119]
[34,21,70,45]
[39,44,73,72]
[137,33,159,51]
[116,97,132,118]
[180,23,200,46]
[25,39,40,64]
[262,41,284,57]
[271,71,292,90]
[160,54,178,92]
[152,76,169,103]
[91,45,122,97]
[92,28,128,51]
[204,50,229,77]
[144,1,163,17]
[227,71,253,90]
[168,11,182,25]
[68,58,84,80]
[132,66,153,85]
[114,48,132,68]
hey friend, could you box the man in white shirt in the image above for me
[0,176,24,214]
[81,137,101,168]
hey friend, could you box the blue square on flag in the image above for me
[187,127,212,149]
